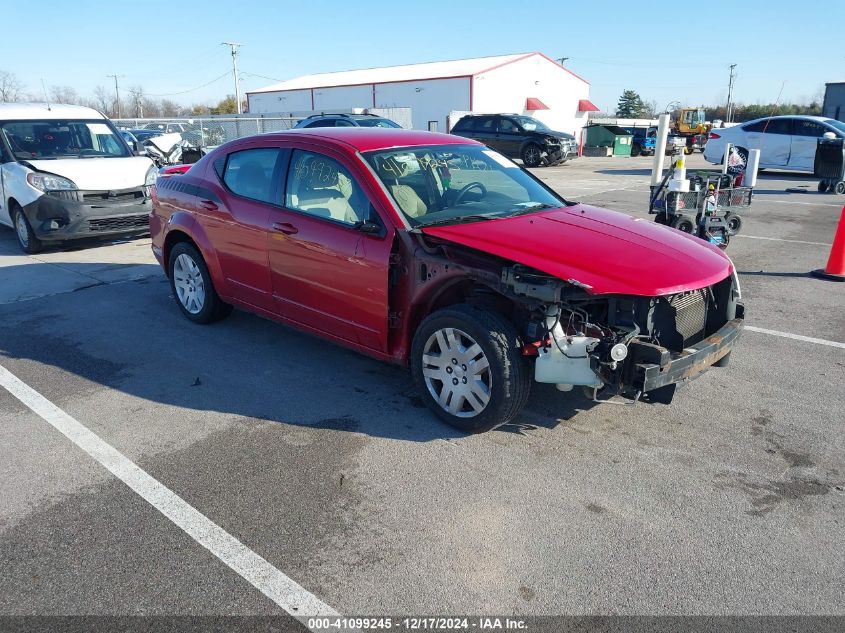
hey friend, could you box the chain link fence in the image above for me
[114,107,412,148]
[113,116,299,148]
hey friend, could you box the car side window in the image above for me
[794,120,825,138]
[304,119,335,128]
[222,148,281,204]
[743,119,769,133]
[285,150,370,226]
[498,118,518,133]
[477,117,495,132]
[765,118,792,134]
[335,119,355,127]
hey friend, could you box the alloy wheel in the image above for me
[421,327,492,418]
[173,253,206,314]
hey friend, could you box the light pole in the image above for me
[222,42,243,114]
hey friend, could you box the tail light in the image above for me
[709,132,721,140]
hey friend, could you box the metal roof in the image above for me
[0,102,106,120]
[249,52,585,94]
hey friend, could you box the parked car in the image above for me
[704,115,845,172]
[450,114,577,167]
[0,103,156,253]
[143,121,187,134]
[627,127,656,156]
[151,128,743,432]
[294,113,402,129]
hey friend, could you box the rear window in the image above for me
[222,148,280,203]
[452,117,475,131]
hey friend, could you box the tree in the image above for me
[160,99,184,117]
[616,89,647,118]
[92,85,113,116]
[211,95,239,115]
[49,85,80,105]
[0,70,24,102]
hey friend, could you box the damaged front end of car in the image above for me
[501,265,744,404]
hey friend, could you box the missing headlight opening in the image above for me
[503,265,740,403]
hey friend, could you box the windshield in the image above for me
[512,116,550,132]
[355,118,402,128]
[365,144,566,227]
[824,119,845,135]
[1,119,130,159]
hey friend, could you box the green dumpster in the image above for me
[584,125,633,156]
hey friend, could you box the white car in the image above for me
[704,115,845,172]
[0,103,156,253]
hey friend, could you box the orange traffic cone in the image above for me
[812,204,845,281]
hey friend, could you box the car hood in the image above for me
[420,204,734,296]
[26,156,154,190]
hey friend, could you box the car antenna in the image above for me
[40,78,51,111]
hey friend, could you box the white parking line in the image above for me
[745,326,845,349]
[761,199,843,208]
[735,235,831,246]
[0,363,339,622]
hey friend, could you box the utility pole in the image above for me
[221,42,243,114]
[106,73,124,118]
[725,64,737,123]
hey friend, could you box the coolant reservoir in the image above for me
[534,335,603,387]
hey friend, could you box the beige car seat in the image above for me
[291,158,361,223]
[376,157,427,218]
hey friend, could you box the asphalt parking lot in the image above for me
[1,154,843,623]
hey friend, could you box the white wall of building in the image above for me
[472,56,590,136]
[248,89,312,113]
[313,84,373,110]
[375,78,470,132]
[246,54,591,135]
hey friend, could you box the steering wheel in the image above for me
[454,181,487,205]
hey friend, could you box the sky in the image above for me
[2,0,842,112]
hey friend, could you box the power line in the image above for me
[222,42,243,114]
[144,71,231,97]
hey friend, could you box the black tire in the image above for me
[671,216,695,234]
[836,181,845,195]
[818,181,829,193]
[521,144,542,168]
[11,203,43,254]
[631,143,641,157]
[411,304,531,433]
[725,213,743,235]
[654,212,669,225]
[168,242,232,324]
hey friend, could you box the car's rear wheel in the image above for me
[411,304,531,433]
[521,144,542,168]
[818,181,829,193]
[168,242,232,324]
[12,204,43,254]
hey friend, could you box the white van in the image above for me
[0,103,156,253]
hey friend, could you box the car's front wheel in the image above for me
[521,144,542,168]
[411,304,531,433]
[168,242,232,324]
[12,204,43,254]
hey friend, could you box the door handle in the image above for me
[199,199,218,211]
[272,222,298,235]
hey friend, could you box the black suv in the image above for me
[294,113,402,129]
[450,114,577,167]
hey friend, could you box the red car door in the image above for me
[267,145,393,352]
[198,145,284,311]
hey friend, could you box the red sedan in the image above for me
[151,128,743,432]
